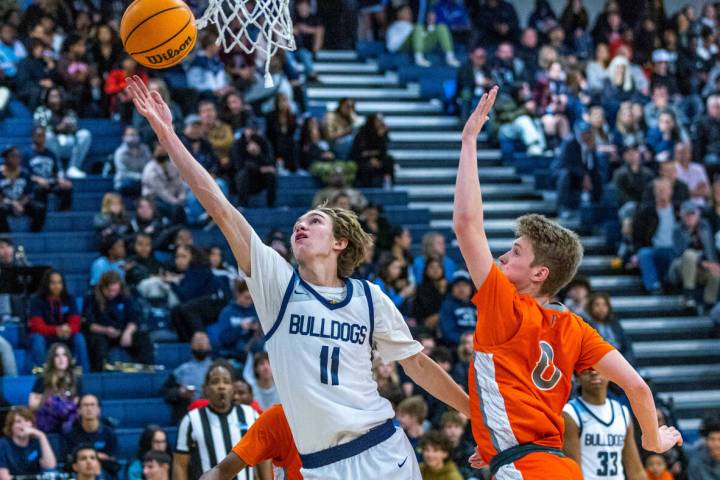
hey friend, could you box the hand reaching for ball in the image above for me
[126,75,174,134]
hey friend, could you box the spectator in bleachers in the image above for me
[450,330,472,387]
[563,274,591,321]
[166,245,227,342]
[291,0,322,80]
[64,394,119,479]
[0,334,16,376]
[559,0,589,49]
[490,42,525,93]
[104,56,145,123]
[611,102,646,155]
[113,126,151,197]
[350,113,394,188]
[384,5,459,69]
[24,125,73,213]
[266,93,298,174]
[93,192,131,244]
[207,245,237,289]
[219,91,255,134]
[15,38,56,111]
[418,429,462,480]
[586,292,636,366]
[441,410,480,479]
[243,352,280,411]
[129,197,175,250]
[71,444,103,480]
[585,43,611,94]
[587,103,619,171]
[186,31,230,100]
[28,269,90,372]
[469,0,519,46]
[0,22,26,86]
[180,114,219,175]
[645,453,673,480]
[87,23,122,81]
[692,94,720,175]
[705,178,720,234]
[28,342,81,433]
[299,116,335,170]
[142,144,187,225]
[373,358,404,408]
[89,234,128,286]
[0,237,25,326]
[198,100,233,174]
[373,253,414,310]
[125,233,162,287]
[438,270,476,349]
[322,97,357,160]
[0,145,45,232]
[675,142,710,206]
[161,331,212,423]
[554,121,603,221]
[126,424,169,480]
[359,202,392,250]
[231,120,277,208]
[456,46,491,122]
[133,79,184,147]
[85,271,153,370]
[396,395,428,460]
[142,451,171,480]
[412,232,456,284]
[495,81,546,156]
[0,407,56,480]
[668,200,720,313]
[641,159,690,211]
[647,109,688,162]
[687,414,720,479]
[57,33,97,116]
[412,256,447,333]
[634,178,678,293]
[645,85,677,131]
[34,86,92,179]
[613,143,655,210]
[207,279,261,361]
[232,377,262,414]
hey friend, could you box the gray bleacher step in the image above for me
[622,317,714,337]
[395,166,518,184]
[609,295,686,312]
[639,364,720,384]
[678,418,702,432]
[384,116,460,129]
[391,131,462,142]
[308,85,419,99]
[313,61,379,73]
[390,149,500,161]
[318,73,400,86]
[315,50,358,61]
[409,200,555,217]
[400,183,540,201]
[589,275,643,291]
[484,236,607,253]
[634,339,720,359]
[657,390,720,412]
[312,100,443,114]
[578,255,620,273]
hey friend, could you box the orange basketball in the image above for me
[120,0,197,69]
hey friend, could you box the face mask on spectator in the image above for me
[124,135,140,146]
[192,349,210,361]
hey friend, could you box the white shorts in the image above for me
[299,423,420,480]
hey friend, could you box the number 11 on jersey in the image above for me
[320,346,340,385]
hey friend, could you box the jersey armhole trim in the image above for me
[362,280,375,346]
[569,400,583,436]
[618,401,628,430]
[265,272,297,342]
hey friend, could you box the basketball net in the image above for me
[196,0,296,88]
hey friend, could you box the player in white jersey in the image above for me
[562,369,646,480]
[126,76,470,480]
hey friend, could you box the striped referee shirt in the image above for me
[176,404,259,480]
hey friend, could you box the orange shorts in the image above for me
[507,452,582,479]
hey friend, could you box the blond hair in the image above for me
[312,206,373,278]
[100,192,124,216]
[515,214,583,296]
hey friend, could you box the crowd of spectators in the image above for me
[0,0,719,479]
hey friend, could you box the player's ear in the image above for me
[531,264,550,284]
[333,237,349,251]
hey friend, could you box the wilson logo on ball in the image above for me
[145,35,193,65]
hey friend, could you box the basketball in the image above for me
[120,0,197,69]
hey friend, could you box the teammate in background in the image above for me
[454,86,682,479]
[127,76,469,480]
[200,404,301,480]
[562,369,645,480]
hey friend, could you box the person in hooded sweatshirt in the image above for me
[439,270,477,348]
[207,279,262,361]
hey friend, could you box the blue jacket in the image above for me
[439,296,476,346]
[172,267,222,303]
[372,278,405,307]
[207,303,259,349]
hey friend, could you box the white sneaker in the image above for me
[414,53,431,68]
[66,166,87,179]
[446,53,460,67]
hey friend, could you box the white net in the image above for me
[196,0,296,88]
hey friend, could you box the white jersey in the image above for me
[563,398,630,480]
[244,232,422,455]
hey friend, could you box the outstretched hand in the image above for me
[643,425,683,453]
[462,86,498,142]
[125,75,173,133]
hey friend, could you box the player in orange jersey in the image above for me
[199,404,301,480]
[453,86,683,479]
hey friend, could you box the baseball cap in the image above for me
[450,270,473,287]
[680,200,700,215]
[652,49,672,63]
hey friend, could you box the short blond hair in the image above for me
[312,206,373,278]
[515,214,583,296]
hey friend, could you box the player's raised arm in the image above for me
[453,86,498,289]
[126,76,254,275]
[593,350,683,454]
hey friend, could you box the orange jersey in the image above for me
[469,264,614,464]
[232,404,303,480]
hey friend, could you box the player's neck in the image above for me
[298,264,344,288]
[581,392,607,406]
[531,293,552,306]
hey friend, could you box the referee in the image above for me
[174,360,266,480]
